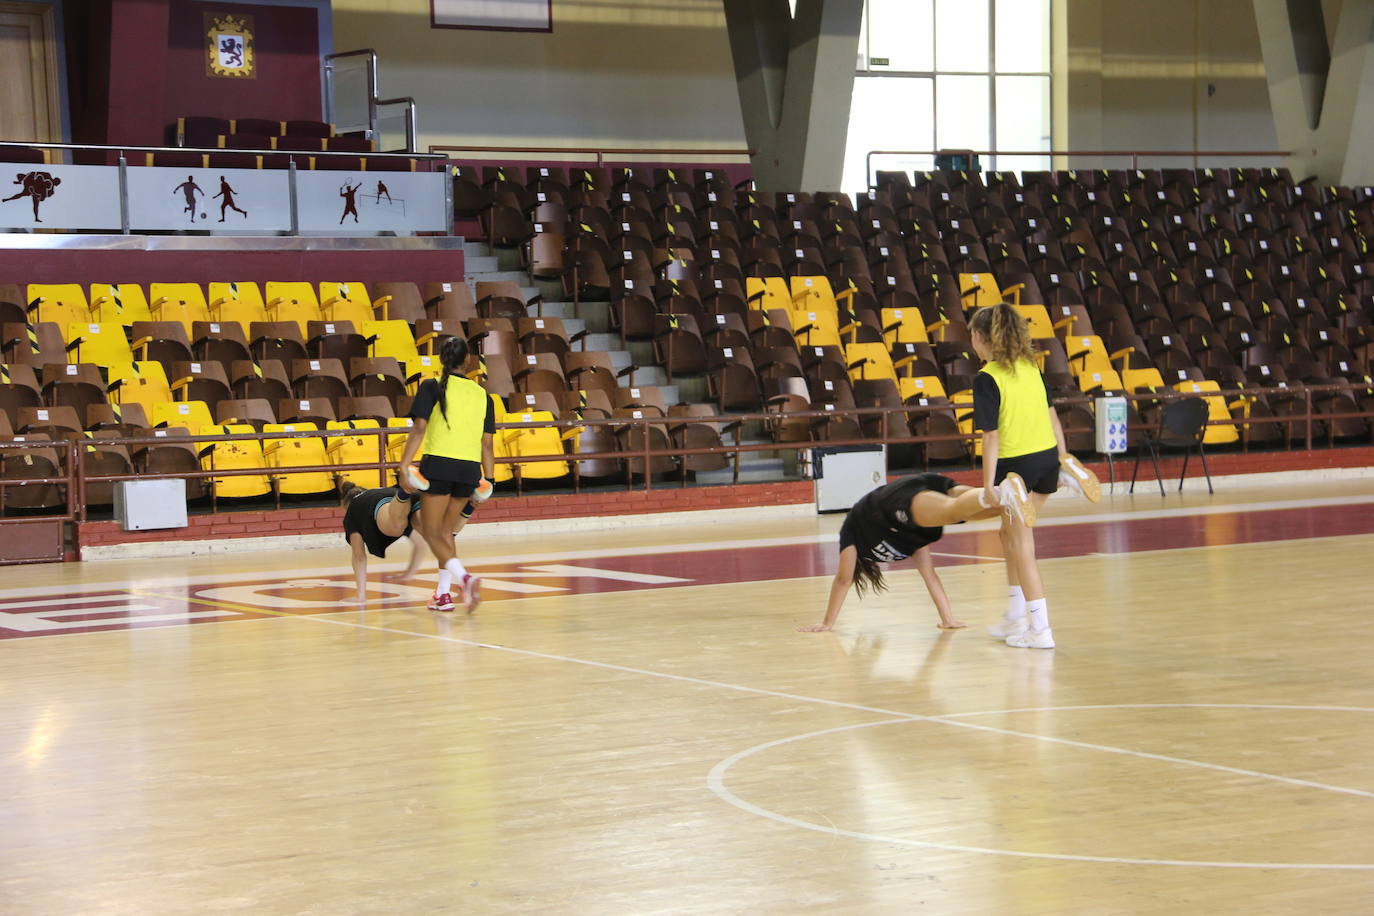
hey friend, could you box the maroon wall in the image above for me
[70,0,322,150]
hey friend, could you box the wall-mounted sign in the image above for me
[296,171,448,233]
[126,167,291,232]
[431,0,552,33]
[206,13,255,78]
[0,165,121,231]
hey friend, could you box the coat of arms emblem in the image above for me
[206,14,255,79]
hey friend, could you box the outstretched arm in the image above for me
[914,546,965,629]
[799,545,857,632]
[1048,406,1070,459]
[349,534,369,603]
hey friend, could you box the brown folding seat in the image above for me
[369,282,425,323]
[451,166,492,218]
[413,319,465,356]
[42,363,107,417]
[484,202,533,249]
[706,346,761,412]
[128,321,194,365]
[290,358,350,402]
[169,361,232,412]
[249,321,309,364]
[81,431,135,508]
[277,397,337,427]
[564,351,623,392]
[612,407,676,478]
[474,358,516,398]
[507,391,562,417]
[0,284,25,326]
[612,385,669,416]
[422,281,479,323]
[85,402,148,436]
[0,363,43,424]
[652,313,708,383]
[215,398,277,430]
[230,359,292,403]
[2,321,65,366]
[0,432,64,511]
[475,281,539,320]
[559,387,614,419]
[467,319,519,371]
[16,405,82,439]
[306,320,367,365]
[193,320,252,366]
[668,403,737,476]
[517,316,588,361]
[609,287,658,345]
[129,427,203,500]
[336,396,395,424]
[348,357,408,401]
[512,352,566,395]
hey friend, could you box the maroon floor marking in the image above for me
[3,502,1372,640]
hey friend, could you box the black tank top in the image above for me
[838,473,957,562]
[342,487,419,558]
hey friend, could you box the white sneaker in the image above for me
[1006,628,1055,649]
[1058,454,1101,503]
[997,473,1037,527]
[988,615,1029,638]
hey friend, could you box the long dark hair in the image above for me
[852,550,887,598]
[437,335,469,423]
[340,481,364,506]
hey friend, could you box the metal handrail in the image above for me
[864,148,1293,188]
[322,49,418,153]
[430,144,757,168]
[0,139,439,161]
[2,383,1370,537]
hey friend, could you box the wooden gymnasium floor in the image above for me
[3,475,1374,915]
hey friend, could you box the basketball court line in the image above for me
[143,587,1374,869]
[24,490,1374,602]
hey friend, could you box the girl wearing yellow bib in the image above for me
[969,303,1101,649]
[398,337,496,613]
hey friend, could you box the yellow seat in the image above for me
[386,417,415,463]
[1066,335,1114,377]
[745,277,792,312]
[844,342,896,382]
[959,272,1024,310]
[149,400,213,432]
[881,308,929,346]
[1076,367,1125,394]
[488,394,515,484]
[64,323,133,365]
[950,388,981,457]
[89,284,152,325]
[206,282,269,333]
[27,284,89,329]
[148,283,211,335]
[326,419,389,488]
[200,423,273,499]
[789,276,839,312]
[263,422,335,494]
[405,355,444,394]
[1122,368,1166,392]
[790,310,841,347]
[361,320,421,366]
[898,375,947,400]
[108,362,173,417]
[1012,304,1055,340]
[1173,380,1240,444]
[319,282,377,326]
[505,410,573,480]
[264,282,323,335]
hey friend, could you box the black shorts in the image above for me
[418,454,480,498]
[994,446,1060,495]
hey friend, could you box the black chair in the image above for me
[1129,396,1213,496]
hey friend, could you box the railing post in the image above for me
[1305,389,1313,451]
[288,160,300,236]
[642,416,652,493]
[117,154,130,235]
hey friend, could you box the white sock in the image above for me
[437,569,453,596]
[444,557,468,582]
[1026,598,1049,632]
[1005,586,1026,620]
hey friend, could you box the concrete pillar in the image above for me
[723,0,863,191]
[1254,0,1374,184]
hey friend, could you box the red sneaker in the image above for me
[460,574,482,613]
[428,592,454,612]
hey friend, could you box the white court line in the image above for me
[706,717,1374,870]
[0,593,140,611]
[7,490,1374,602]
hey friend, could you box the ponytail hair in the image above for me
[340,481,364,506]
[968,302,1037,369]
[436,336,470,424]
[852,551,887,598]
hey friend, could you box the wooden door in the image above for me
[0,2,61,143]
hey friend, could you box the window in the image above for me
[842,0,1052,193]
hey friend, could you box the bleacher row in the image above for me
[460,162,1374,455]
[0,279,721,512]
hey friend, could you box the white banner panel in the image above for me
[432,0,551,31]
[126,167,292,231]
[0,165,121,231]
[295,171,448,233]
